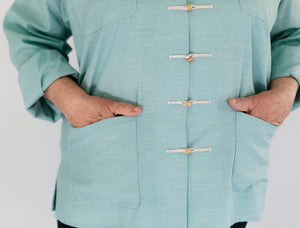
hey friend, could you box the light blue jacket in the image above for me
[3,0,300,227]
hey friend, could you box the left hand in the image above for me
[228,76,299,126]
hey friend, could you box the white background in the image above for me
[1,1,300,227]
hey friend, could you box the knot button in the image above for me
[185,100,192,107]
[185,147,192,155]
[186,4,193,11]
[187,55,194,62]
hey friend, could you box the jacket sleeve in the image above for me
[270,0,300,112]
[3,0,79,122]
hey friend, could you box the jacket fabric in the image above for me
[3,0,300,227]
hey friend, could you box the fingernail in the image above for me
[133,106,140,112]
[232,98,238,104]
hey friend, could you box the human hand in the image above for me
[228,76,299,126]
[44,75,142,128]
[64,94,142,128]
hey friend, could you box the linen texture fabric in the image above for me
[3,0,300,227]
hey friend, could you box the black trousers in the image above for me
[57,220,247,228]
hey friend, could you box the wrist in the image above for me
[270,76,299,97]
[44,75,89,114]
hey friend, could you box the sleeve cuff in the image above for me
[20,57,80,123]
[271,46,300,112]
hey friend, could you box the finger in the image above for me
[269,112,286,126]
[108,101,142,116]
[228,97,253,112]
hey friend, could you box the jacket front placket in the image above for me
[166,2,214,227]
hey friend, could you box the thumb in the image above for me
[228,97,252,112]
[108,101,142,116]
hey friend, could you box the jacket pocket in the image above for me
[61,115,140,208]
[232,111,278,192]
[71,0,137,36]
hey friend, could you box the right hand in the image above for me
[64,94,143,128]
[43,76,142,128]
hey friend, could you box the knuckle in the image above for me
[124,103,133,111]
[72,121,83,128]
[273,121,282,126]
[104,99,115,108]
[69,115,85,128]
[117,102,132,113]
[103,101,116,115]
